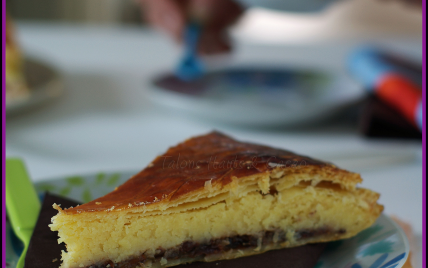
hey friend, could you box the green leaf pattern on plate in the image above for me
[59,186,72,196]
[314,215,408,268]
[96,173,105,185]
[66,176,85,186]
[35,171,133,203]
[82,189,93,203]
[360,240,394,257]
[36,184,56,192]
[107,174,120,186]
[357,225,383,243]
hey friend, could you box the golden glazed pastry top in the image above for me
[62,132,362,215]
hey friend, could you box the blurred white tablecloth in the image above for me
[6,22,423,266]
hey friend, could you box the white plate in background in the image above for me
[6,58,64,116]
[149,66,364,127]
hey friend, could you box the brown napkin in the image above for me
[24,193,75,268]
[25,193,326,268]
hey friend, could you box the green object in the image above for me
[6,158,41,268]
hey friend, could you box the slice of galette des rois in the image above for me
[50,132,383,268]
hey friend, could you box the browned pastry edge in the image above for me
[63,131,361,214]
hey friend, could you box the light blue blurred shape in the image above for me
[348,47,394,90]
[175,23,204,81]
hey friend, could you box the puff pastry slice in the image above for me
[50,132,383,268]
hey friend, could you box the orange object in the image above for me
[377,75,422,127]
[391,216,416,268]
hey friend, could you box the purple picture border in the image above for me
[2,0,7,266]
[0,2,426,268]
[422,1,426,268]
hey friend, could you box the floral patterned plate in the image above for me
[6,171,410,268]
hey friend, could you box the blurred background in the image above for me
[6,0,422,36]
[7,0,142,24]
[5,0,424,266]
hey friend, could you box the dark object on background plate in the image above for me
[150,68,363,126]
[25,193,326,268]
[359,95,422,140]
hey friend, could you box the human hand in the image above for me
[139,0,244,55]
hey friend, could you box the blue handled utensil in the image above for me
[175,22,204,81]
